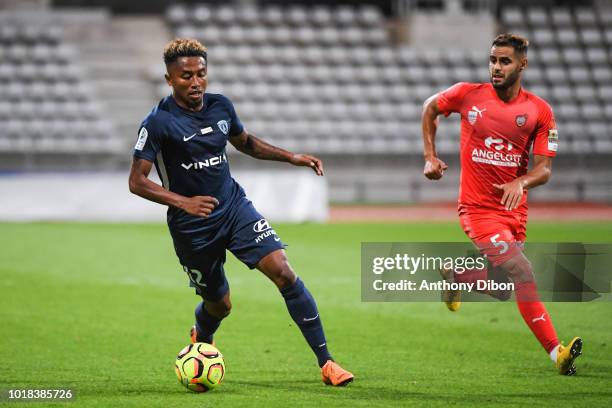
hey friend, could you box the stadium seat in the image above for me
[310,6,332,26]
[597,85,612,102]
[166,4,188,26]
[301,46,325,65]
[0,64,15,81]
[574,85,597,103]
[225,26,245,45]
[348,47,372,66]
[580,103,604,120]
[6,44,27,63]
[364,27,388,47]
[526,8,549,27]
[556,28,579,46]
[524,65,544,83]
[557,103,580,120]
[0,25,19,44]
[193,4,213,25]
[592,67,612,83]
[5,82,24,101]
[334,6,357,26]
[538,47,562,65]
[603,103,612,120]
[199,25,222,46]
[527,84,551,100]
[585,47,609,66]
[551,9,573,27]
[574,8,597,27]
[286,5,308,26]
[561,47,585,65]
[215,6,237,25]
[261,6,285,26]
[237,6,259,26]
[339,27,364,46]
[355,65,379,84]
[325,46,349,66]
[357,5,383,27]
[501,7,524,26]
[598,8,612,26]
[544,67,568,83]
[551,86,574,102]
[532,29,555,47]
[293,26,315,46]
[568,67,591,84]
[579,28,603,46]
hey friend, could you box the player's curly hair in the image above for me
[492,33,529,55]
[163,38,208,65]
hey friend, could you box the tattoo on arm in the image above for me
[239,132,293,162]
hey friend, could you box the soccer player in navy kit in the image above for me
[128,39,353,386]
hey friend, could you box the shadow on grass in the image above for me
[228,378,612,405]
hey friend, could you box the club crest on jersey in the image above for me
[217,120,229,135]
[515,114,528,127]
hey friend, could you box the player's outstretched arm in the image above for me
[229,130,323,176]
[422,94,448,180]
[493,155,553,211]
[128,157,218,217]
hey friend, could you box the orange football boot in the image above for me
[321,360,354,386]
[190,325,216,346]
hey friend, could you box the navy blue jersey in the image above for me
[133,93,245,240]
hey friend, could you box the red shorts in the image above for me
[459,207,527,267]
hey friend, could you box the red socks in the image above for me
[514,281,559,353]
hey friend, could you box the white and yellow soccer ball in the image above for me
[175,343,225,392]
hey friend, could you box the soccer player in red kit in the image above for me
[421,34,582,375]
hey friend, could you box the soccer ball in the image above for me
[175,343,225,392]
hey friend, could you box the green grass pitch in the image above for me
[1,221,611,407]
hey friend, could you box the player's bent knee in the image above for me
[501,255,534,283]
[206,299,232,319]
[258,250,297,288]
[270,263,296,288]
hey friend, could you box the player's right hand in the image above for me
[423,157,448,180]
[180,196,219,217]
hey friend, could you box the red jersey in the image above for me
[437,82,558,215]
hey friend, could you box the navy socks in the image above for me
[280,277,332,367]
[194,301,222,344]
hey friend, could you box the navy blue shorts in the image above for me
[172,197,285,301]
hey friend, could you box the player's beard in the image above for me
[491,68,521,90]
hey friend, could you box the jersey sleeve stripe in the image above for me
[156,151,170,189]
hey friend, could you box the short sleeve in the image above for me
[532,101,558,157]
[222,95,244,137]
[133,117,163,162]
[437,82,472,116]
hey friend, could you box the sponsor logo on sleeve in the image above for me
[135,127,148,150]
[548,129,558,152]
[253,218,280,243]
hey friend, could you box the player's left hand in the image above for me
[290,154,324,176]
[493,180,525,211]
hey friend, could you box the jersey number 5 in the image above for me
[490,234,509,255]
